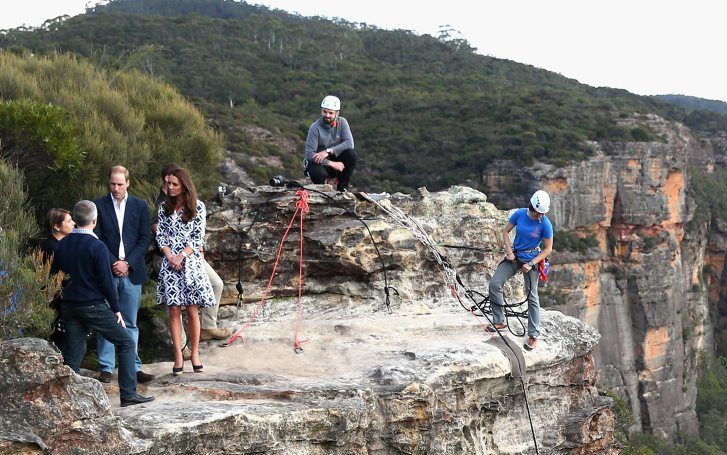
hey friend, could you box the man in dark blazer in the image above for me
[53,200,154,407]
[94,165,154,384]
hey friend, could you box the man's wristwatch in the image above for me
[527,261,535,267]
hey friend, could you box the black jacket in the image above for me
[93,194,151,285]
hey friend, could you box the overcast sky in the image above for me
[2,0,725,102]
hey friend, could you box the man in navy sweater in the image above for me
[53,200,154,407]
[94,165,154,384]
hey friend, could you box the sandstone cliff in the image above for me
[1,186,617,454]
[484,114,718,438]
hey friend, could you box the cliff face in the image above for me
[484,114,716,438]
[699,131,727,354]
[1,187,617,454]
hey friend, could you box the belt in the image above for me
[515,247,540,254]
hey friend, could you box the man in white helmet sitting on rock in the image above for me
[486,190,554,351]
[304,95,357,192]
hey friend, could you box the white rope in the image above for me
[368,198,467,295]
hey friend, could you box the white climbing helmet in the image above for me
[321,95,341,111]
[530,190,551,214]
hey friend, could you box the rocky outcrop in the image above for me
[483,114,715,438]
[0,338,146,454]
[1,186,617,454]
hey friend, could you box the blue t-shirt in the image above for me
[509,208,553,262]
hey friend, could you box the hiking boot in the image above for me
[182,347,192,360]
[136,370,155,383]
[200,327,231,341]
[523,336,539,351]
[485,323,507,333]
[97,371,114,383]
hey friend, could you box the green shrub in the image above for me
[554,229,598,253]
[606,390,634,446]
[643,236,658,252]
[696,355,727,448]
[689,169,727,229]
[539,286,566,307]
[0,160,62,339]
[0,52,223,219]
[629,126,655,142]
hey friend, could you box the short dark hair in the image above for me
[161,163,181,180]
[46,208,71,235]
[73,200,97,227]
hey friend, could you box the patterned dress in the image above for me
[156,200,215,308]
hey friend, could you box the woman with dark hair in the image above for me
[40,208,75,261]
[487,190,554,351]
[40,208,75,350]
[156,168,215,375]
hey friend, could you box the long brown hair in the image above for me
[164,168,198,222]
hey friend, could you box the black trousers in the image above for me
[305,148,357,191]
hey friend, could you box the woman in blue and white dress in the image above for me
[156,167,215,375]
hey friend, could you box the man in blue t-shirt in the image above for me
[487,190,554,350]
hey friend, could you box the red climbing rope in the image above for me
[224,189,310,350]
[294,190,310,352]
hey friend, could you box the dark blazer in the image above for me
[94,193,151,285]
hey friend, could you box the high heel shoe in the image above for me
[192,364,204,373]
[172,365,184,376]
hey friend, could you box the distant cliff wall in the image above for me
[483,114,717,438]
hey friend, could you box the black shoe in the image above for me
[136,370,155,383]
[120,393,155,407]
[97,371,114,383]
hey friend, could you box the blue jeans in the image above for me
[61,303,137,399]
[97,276,142,373]
[488,260,541,338]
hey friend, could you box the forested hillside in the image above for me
[656,94,727,115]
[0,0,707,193]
